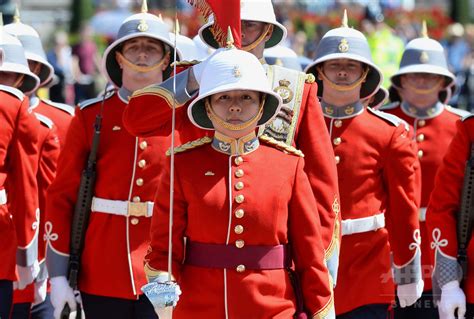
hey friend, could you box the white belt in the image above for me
[341,213,385,236]
[0,189,6,205]
[419,207,427,222]
[91,197,153,217]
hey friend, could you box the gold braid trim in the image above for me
[166,136,212,156]
[311,292,334,319]
[131,85,182,109]
[305,73,316,84]
[259,135,304,157]
[324,195,341,259]
[324,220,340,260]
[171,60,201,68]
[144,263,175,283]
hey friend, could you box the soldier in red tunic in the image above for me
[5,10,63,319]
[4,8,72,153]
[426,113,474,319]
[44,2,182,318]
[125,0,341,284]
[0,17,41,319]
[143,45,335,319]
[304,12,422,318]
[380,23,469,319]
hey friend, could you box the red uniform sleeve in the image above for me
[289,157,334,317]
[296,82,340,280]
[123,90,190,137]
[7,98,40,267]
[427,119,469,259]
[383,124,421,267]
[145,156,187,280]
[37,125,60,264]
[45,108,89,277]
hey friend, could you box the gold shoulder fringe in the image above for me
[166,136,212,156]
[259,135,304,157]
[305,73,316,84]
[170,60,201,68]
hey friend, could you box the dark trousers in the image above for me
[465,303,474,318]
[31,294,54,319]
[393,290,439,319]
[337,304,390,319]
[81,292,158,319]
[0,280,13,319]
[11,302,30,319]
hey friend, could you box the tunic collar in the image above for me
[401,101,444,119]
[118,87,132,104]
[321,100,364,119]
[212,131,259,156]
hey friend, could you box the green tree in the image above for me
[0,0,15,24]
[70,0,94,34]
[450,0,472,24]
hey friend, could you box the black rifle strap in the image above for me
[458,143,474,252]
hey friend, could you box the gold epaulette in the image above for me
[170,60,201,68]
[166,136,212,156]
[259,135,304,157]
[305,73,316,84]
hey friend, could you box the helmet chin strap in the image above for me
[13,74,25,89]
[115,51,169,73]
[205,97,265,131]
[403,78,445,94]
[242,24,272,52]
[317,66,370,92]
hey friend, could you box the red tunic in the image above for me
[13,112,59,304]
[382,102,467,291]
[45,91,168,299]
[0,86,39,281]
[124,72,340,277]
[322,105,420,314]
[426,116,474,303]
[33,98,74,150]
[145,138,334,319]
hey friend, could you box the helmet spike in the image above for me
[341,9,348,28]
[421,20,429,38]
[158,13,163,22]
[226,26,234,49]
[174,19,180,34]
[141,0,148,13]
[13,5,20,23]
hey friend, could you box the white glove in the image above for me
[397,279,424,307]
[438,281,466,319]
[50,276,77,319]
[33,279,48,306]
[14,261,40,290]
[142,272,182,310]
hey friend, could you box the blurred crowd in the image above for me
[42,2,474,110]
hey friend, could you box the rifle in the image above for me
[457,143,474,285]
[61,91,107,319]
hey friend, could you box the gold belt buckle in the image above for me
[128,202,148,217]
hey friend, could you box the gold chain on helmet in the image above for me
[204,96,265,131]
[317,66,370,92]
[404,77,445,94]
[13,74,25,89]
[115,51,170,73]
[242,24,273,52]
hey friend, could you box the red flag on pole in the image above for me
[187,0,241,48]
